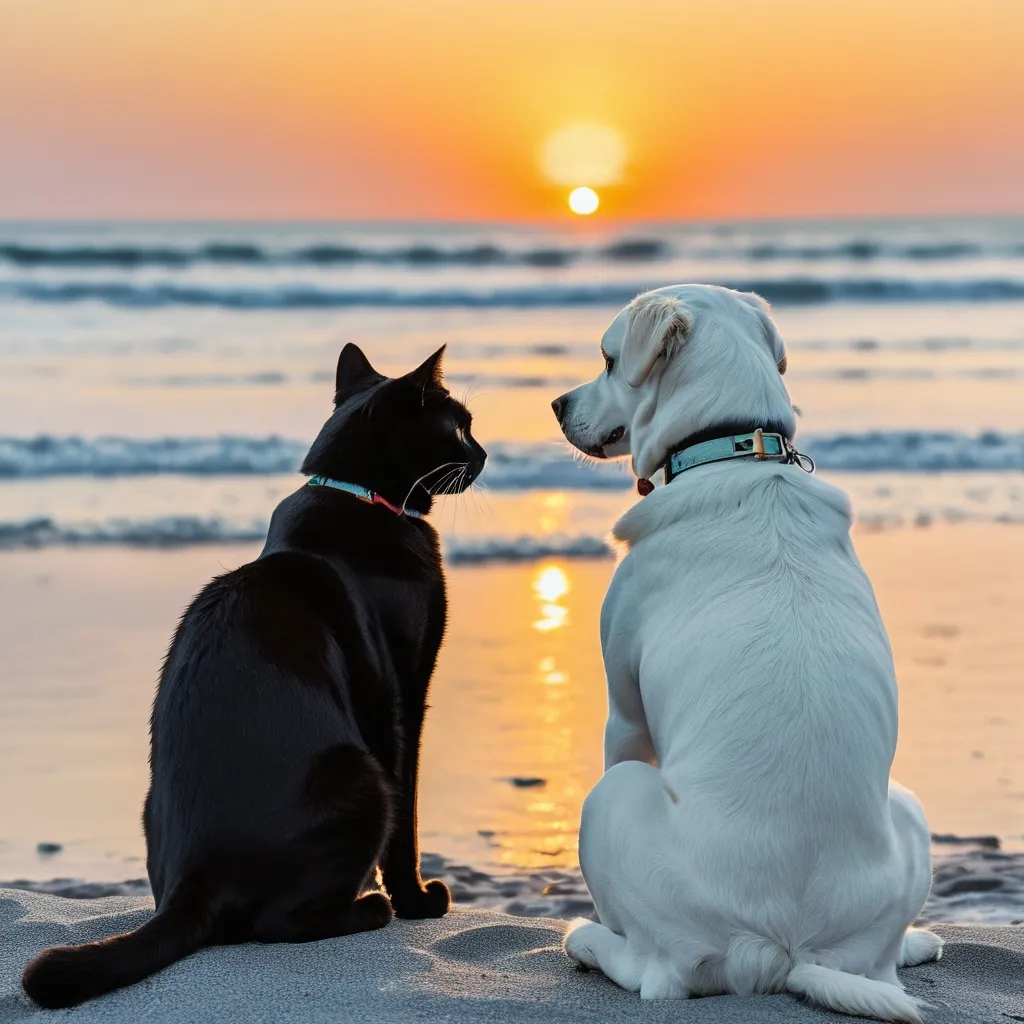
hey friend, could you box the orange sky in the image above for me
[1,0,1022,220]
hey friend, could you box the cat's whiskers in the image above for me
[428,466,464,498]
[424,465,467,530]
[458,375,483,409]
[401,461,468,514]
[461,474,488,529]
[432,464,469,534]
[449,466,470,537]
[467,479,492,521]
[434,471,463,532]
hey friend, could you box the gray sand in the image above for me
[2,888,1022,1023]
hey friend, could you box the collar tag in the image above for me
[306,475,423,518]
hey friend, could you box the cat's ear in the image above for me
[408,345,446,394]
[335,343,378,401]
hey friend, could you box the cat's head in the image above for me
[300,343,487,516]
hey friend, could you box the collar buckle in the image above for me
[665,430,814,484]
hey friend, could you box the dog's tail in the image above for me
[22,883,216,1009]
[786,962,926,1024]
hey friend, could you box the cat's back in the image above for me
[152,549,386,792]
[158,547,381,708]
[148,551,380,852]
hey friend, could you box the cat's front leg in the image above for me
[381,599,451,919]
[381,748,450,918]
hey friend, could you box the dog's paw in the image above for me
[899,927,943,967]
[391,879,450,919]
[563,919,601,970]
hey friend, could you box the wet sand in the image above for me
[0,522,1022,888]
[6,838,1024,927]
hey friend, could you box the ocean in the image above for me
[1,219,1023,914]
[1,219,1023,554]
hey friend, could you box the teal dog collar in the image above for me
[664,430,814,484]
[306,475,423,518]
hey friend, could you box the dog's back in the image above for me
[615,463,897,828]
[572,465,935,1019]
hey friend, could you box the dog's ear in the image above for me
[335,343,379,400]
[738,292,787,375]
[621,294,693,387]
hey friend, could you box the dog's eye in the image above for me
[605,354,615,374]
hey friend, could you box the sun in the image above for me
[568,186,599,215]
[539,121,625,216]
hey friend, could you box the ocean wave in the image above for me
[475,432,1024,480]
[7,276,1024,310]
[0,436,637,487]
[2,432,1023,482]
[0,239,666,269]
[802,367,1022,382]
[0,516,268,549]
[2,236,1020,269]
[746,241,989,261]
[0,515,615,560]
[796,336,1024,354]
[116,370,579,391]
[446,535,613,564]
[1,509,1021,554]
[0,435,306,478]
[803,431,1024,471]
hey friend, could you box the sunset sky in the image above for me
[1,0,1022,221]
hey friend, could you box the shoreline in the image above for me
[4,836,1023,927]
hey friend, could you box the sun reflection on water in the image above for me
[420,560,611,872]
[539,492,568,534]
[534,564,569,602]
[533,563,570,632]
[539,655,567,685]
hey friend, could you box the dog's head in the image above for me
[551,285,795,480]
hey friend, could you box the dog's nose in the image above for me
[551,394,568,423]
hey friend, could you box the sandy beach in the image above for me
[3,0,1024,1007]
[2,888,1022,1022]
[0,220,1022,1012]
[5,479,1023,1016]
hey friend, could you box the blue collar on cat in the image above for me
[306,475,424,518]
[664,429,814,484]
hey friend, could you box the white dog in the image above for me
[551,285,941,1022]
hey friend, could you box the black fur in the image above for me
[22,344,486,1009]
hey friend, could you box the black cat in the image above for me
[23,344,487,1009]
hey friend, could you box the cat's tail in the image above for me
[22,881,216,1009]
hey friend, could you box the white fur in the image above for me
[556,285,941,1022]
